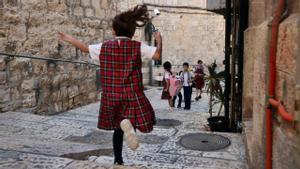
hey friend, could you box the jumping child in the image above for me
[181,62,193,110]
[59,5,162,165]
[194,60,205,100]
[161,61,173,109]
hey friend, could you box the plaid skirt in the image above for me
[194,75,205,89]
[98,91,155,133]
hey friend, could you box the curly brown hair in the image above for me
[113,5,149,38]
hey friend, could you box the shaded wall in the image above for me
[243,0,300,169]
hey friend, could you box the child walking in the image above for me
[172,71,183,108]
[59,5,162,165]
[161,61,173,109]
[194,60,205,100]
[181,62,193,110]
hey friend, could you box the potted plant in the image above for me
[205,62,229,132]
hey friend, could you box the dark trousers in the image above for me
[183,86,192,109]
[113,129,124,164]
[172,92,182,107]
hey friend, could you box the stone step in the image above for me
[93,155,184,169]
[94,153,246,169]
[0,149,138,169]
[0,135,112,158]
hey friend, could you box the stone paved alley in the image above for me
[0,87,247,169]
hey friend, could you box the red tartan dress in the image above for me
[98,38,155,133]
[194,65,205,90]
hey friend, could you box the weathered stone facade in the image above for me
[243,0,300,169]
[0,0,119,114]
[119,0,225,84]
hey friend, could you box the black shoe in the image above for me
[114,160,124,165]
[195,97,199,101]
[184,107,190,110]
[177,105,182,108]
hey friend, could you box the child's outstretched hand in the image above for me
[57,32,89,53]
[59,32,73,43]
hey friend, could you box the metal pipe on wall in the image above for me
[224,0,232,124]
[229,0,238,130]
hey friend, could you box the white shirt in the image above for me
[164,71,171,81]
[88,39,157,61]
[181,71,193,87]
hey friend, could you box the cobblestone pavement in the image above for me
[0,87,247,169]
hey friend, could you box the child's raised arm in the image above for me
[59,32,89,53]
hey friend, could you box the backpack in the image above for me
[169,75,183,97]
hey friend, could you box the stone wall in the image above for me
[0,0,119,114]
[0,0,225,113]
[243,0,300,169]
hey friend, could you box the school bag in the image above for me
[169,75,183,97]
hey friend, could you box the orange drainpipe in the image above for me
[266,0,294,169]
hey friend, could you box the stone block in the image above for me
[10,87,21,101]
[273,126,300,169]
[32,61,47,75]
[52,75,61,88]
[0,88,10,103]
[60,86,68,99]
[81,0,91,7]
[9,58,31,70]
[0,57,6,71]
[100,0,109,9]
[88,92,96,100]
[22,92,36,107]
[0,72,7,84]
[62,99,69,110]
[275,71,296,115]
[21,79,36,91]
[249,2,266,27]
[69,98,74,108]
[54,101,63,112]
[85,8,95,17]
[93,7,105,18]
[68,85,79,98]
[52,90,62,102]
[277,14,300,76]
[39,77,52,89]
[73,95,82,106]
[73,7,84,16]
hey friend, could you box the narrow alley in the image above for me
[1,0,300,169]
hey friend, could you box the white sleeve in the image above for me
[141,43,157,59]
[88,43,102,61]
[165,73,170,79]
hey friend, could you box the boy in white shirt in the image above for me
[180,62,193,110]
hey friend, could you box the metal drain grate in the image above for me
[156,119,182,127]
[179,133,231,151]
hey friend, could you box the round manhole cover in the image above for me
[179,133,231,151]
[156,119,182,127]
